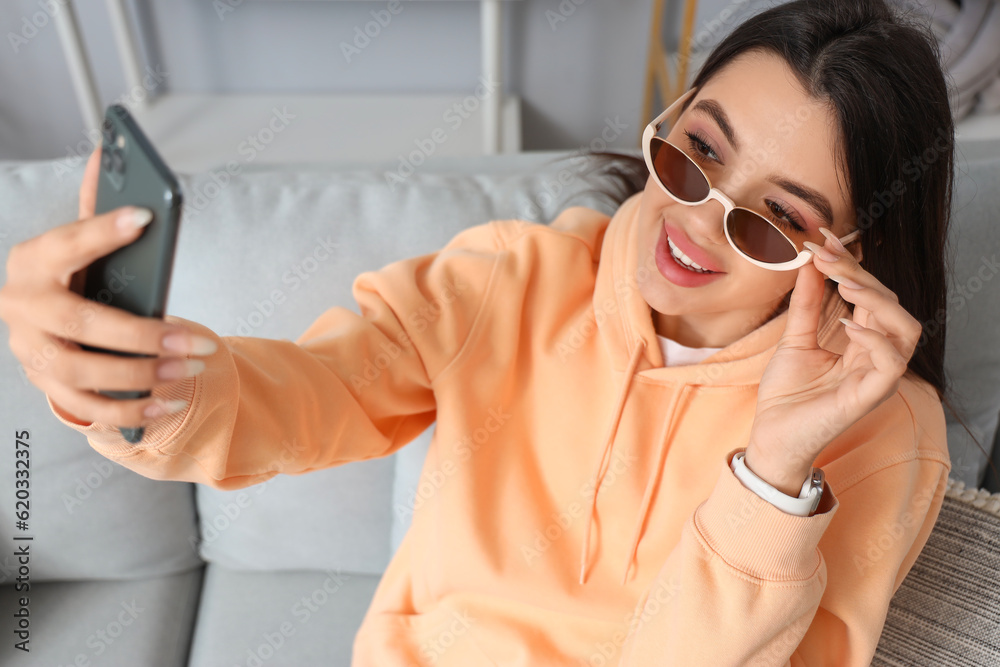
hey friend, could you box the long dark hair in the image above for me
[548,0,994,480]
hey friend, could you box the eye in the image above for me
[764,200,806,234]
[684,130,719,162]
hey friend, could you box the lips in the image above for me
[662,221,725,273]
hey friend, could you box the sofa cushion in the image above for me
[194,459,397,575]
[186,565,381,667]
[0,567,203,666]
[943,144,1000,488]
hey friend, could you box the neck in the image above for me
[652,293,792,348]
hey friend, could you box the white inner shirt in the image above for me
[656,335,725,367]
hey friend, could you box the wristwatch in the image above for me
[731,451,824,517]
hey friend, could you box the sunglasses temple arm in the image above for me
[839,229,862,245]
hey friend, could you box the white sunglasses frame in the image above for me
[642,87,861,272]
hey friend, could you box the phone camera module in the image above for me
[101,119,116,146]
[110,149,125,174]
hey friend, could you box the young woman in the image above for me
[2,0,990,664]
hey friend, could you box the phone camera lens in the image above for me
[101,149,114,172]
[101,119,116,145]
[110,150,125,174]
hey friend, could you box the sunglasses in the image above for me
[642,88,861,271]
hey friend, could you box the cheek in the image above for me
[641,175,671,209]
[638,189,665,241]
[751,270,797,301]
[726,259,795,294]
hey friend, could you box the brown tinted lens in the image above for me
[728,209,799,263]
[649,139,710,202]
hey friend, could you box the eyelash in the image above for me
[682,130,807,234]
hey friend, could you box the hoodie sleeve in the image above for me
[45,221,503,491]
[618,412,951,666]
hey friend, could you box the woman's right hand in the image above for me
[0,147,218,429]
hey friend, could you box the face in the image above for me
[636,49,862,348]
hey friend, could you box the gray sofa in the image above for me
[0,145,998,666]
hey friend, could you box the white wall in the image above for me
[0,0,769,161]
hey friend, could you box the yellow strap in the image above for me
[641,0,700,143]
[676,0,699,100]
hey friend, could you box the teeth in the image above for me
[667,237,713,273]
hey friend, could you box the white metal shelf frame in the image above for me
[55,0,515,168]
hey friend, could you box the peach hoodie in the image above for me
[48,192,952,666]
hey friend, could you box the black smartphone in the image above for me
[79,105,183,444]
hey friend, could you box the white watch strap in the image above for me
[730,451,823,517]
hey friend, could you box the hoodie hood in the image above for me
[578,192,852,586]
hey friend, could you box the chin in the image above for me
[637,273,680,313]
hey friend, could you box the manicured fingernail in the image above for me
[162,332,218,355]
[157,358,206,381]
[839,317,864,331]
[818,227,848,254]
[829,275,864,289]
[161,333,186,353]
[144,399,188,418]
[117,207,153,232]
[189,336,218,355]
[803,241,838,262]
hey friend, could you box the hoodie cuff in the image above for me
[692,448,840,581]
[46,379,194,456]
[43,315,202,458]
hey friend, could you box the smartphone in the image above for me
[79,104,183,444]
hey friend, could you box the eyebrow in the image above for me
[692,99,741,153]
[767,177,834,228]
[691,98,835,228]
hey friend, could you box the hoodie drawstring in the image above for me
[620,385,690,585]
[579,338,646,586]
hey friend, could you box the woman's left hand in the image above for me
[746,231,924,494]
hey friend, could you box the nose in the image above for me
[679,193,730,246]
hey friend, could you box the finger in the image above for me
[31,369,183,429]
[845,302,880,333]
[11,285,212,357]
[780,259,825,347]
[22,205,151,288]
[79,146,101,220]
[14,326,197,392]
[859,308,889,336]
[806,237,896,304]
[841,324,908,409]
[835,286,922,360]
[68,266,86,297]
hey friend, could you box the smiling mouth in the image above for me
[666,236,718,273]
[662,222,724,274]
